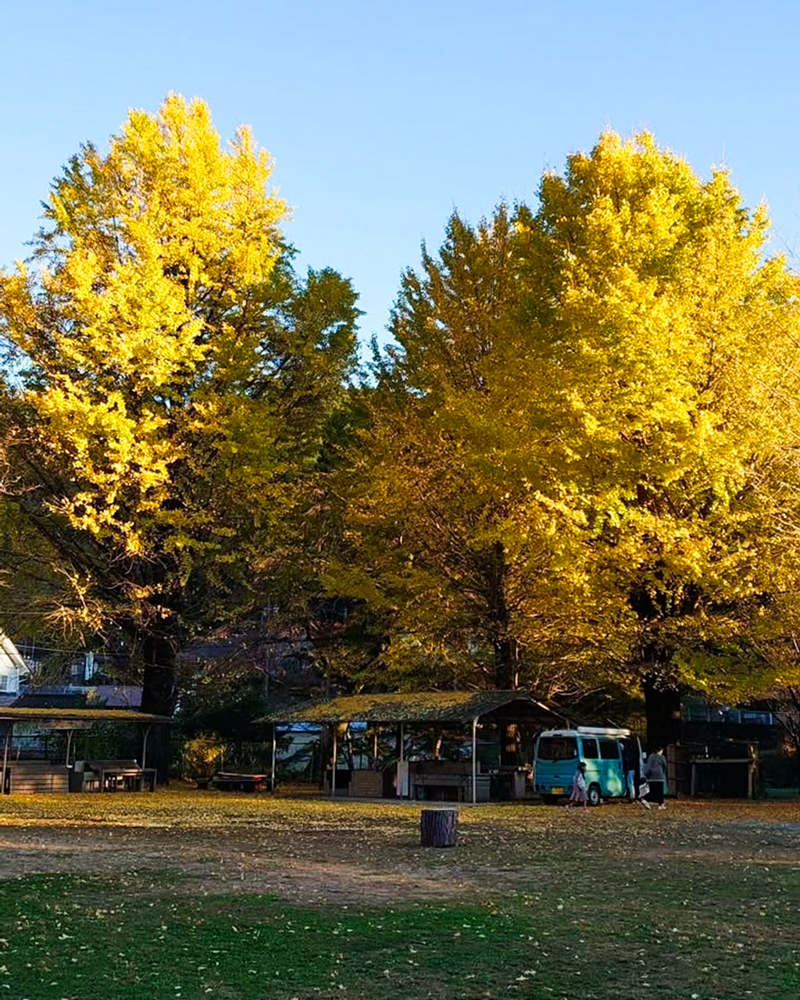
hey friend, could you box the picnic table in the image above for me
[85,759,157,792]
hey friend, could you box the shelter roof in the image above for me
[10,692,87,710]
[261,691,563,725]
[0,708,172,725]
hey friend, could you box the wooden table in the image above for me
[412,773,491,802]
[97,766,157,792]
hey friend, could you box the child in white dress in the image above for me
[566,761,588,812]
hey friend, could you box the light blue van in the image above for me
[533,727,641,806]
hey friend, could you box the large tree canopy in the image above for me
[0,95,359,722]
[334,133,800,738]
[330,210,625,702]
[502,133,800,738]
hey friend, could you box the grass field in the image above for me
[0,789,798,999]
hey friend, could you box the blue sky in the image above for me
[2,1,800,350]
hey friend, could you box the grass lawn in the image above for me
[0,790,798,999]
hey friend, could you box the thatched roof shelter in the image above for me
[259,692,565,803]
[0,708,171,726]
[260,690,563,726]
[0,708,172,795]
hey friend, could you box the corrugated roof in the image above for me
[260,691,561,725]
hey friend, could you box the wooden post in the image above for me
[141,725,152,772]
[270,724,277,792]
[331,724,337,798]
[395,723,406,798]
[1,724,11,796]
[471,716,478,804]
[420,808,458,848]
[65,729,74,766]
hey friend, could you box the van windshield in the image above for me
[537,736,578,761]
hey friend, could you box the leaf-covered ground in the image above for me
[0,789,798,998]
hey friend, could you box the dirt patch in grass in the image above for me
[0,792,799,907]
[1,794,799,998]
[0,823,475,904]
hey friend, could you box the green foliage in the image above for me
[180,734,224,779]
[178,669,273,741]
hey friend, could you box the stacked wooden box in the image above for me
[7,761,69,794]
[348,769,384,798]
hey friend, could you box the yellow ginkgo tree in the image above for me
[338,133,800,745]
[502,133,800,742]
[0,95,359,733]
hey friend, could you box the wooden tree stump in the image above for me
[420,808,458,848]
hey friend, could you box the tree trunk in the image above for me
[494,637,520,690]
[642,674,682,750]
[318,726,331,788]
[794,740,800,792]
[486,541,521,766]
[139,633,179,783]
[496,640,520,765]
[488,541,518,688]
[500,723,521,767]
[420,808,458,847]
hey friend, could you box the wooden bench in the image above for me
[84,759,157,792]
[212,772,268,793]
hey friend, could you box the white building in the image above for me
[0,632,28,697]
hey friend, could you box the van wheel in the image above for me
[541,794,559,805]
[587,784,602,807]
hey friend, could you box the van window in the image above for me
[537,736,578,761]
[599,739,619,760]
[581,738,599,759]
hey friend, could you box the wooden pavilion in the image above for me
[0,707,172,794]
[261,691,564,803]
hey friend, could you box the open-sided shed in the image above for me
[262,691,563,803]
[0,707,172,794]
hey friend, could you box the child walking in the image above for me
[566,761,589,812]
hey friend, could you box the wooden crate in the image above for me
[349,769,384,798]
[8,761,69,794]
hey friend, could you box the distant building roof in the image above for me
[10,691,81,709]
[85,685,142,709]
[5,684,142,710]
